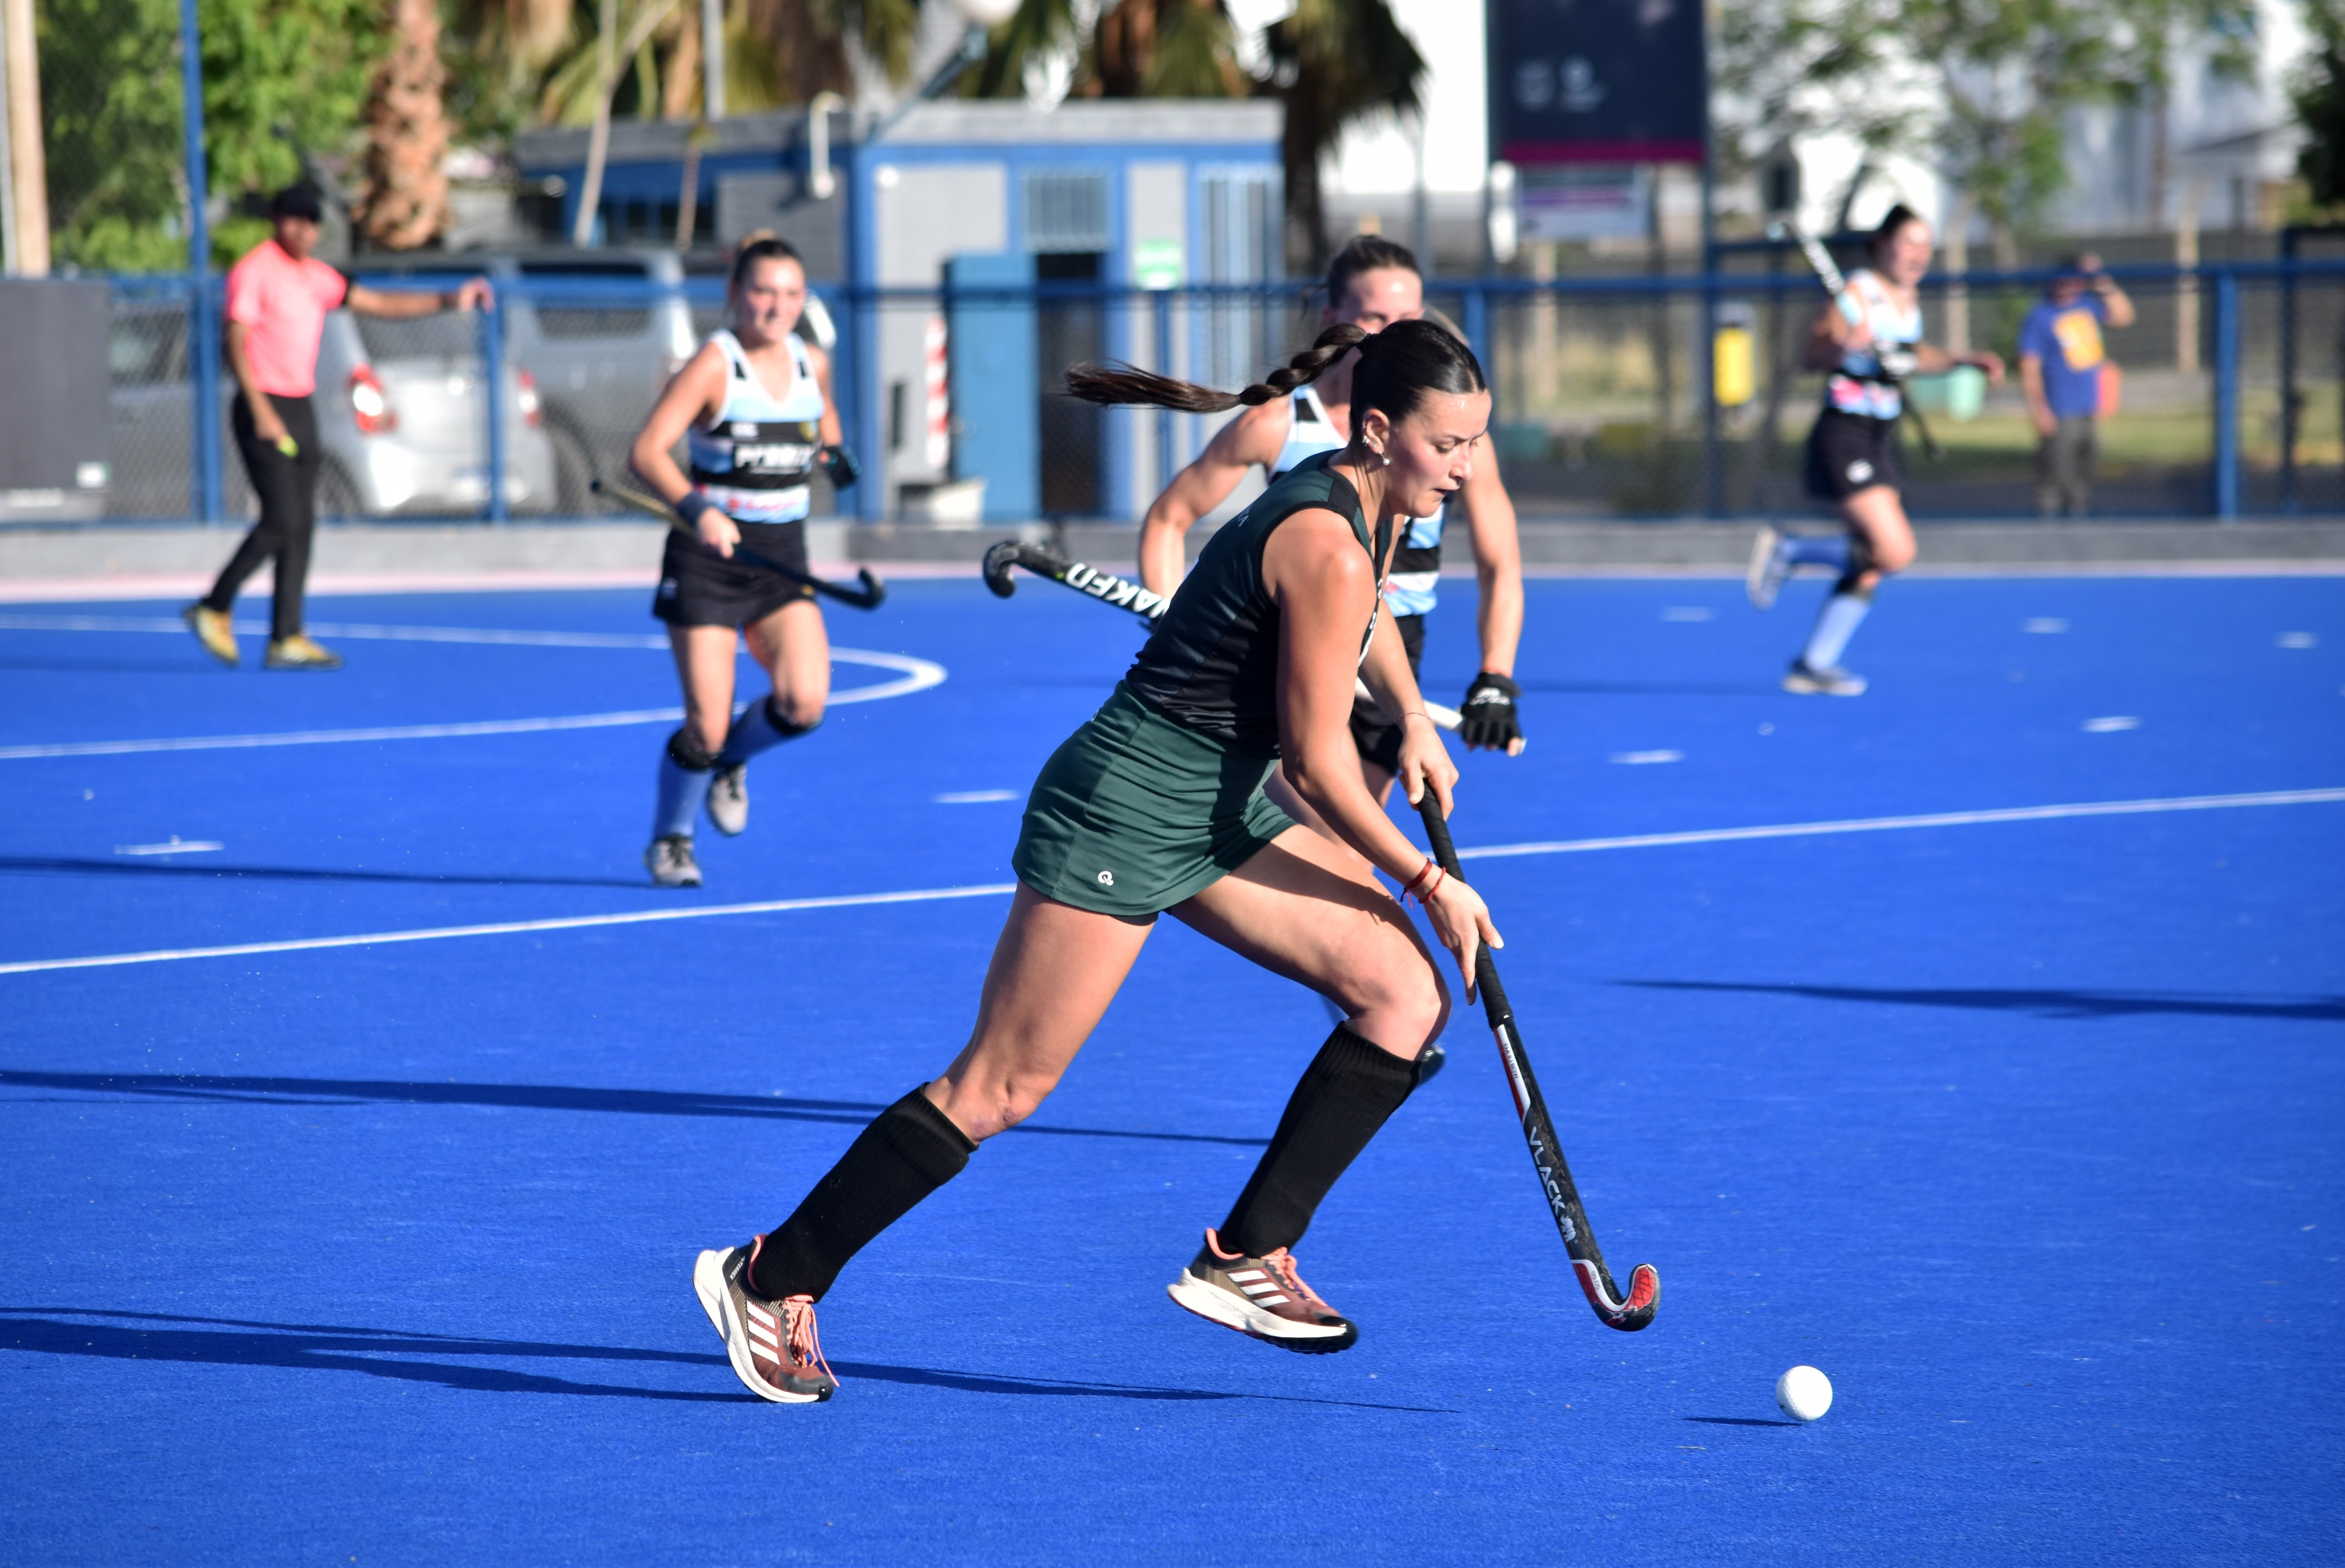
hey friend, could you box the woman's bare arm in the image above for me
[808,342,844,447]
[1267,508,1497,982]
[1137,400,1291,593]
[629,344,732,553]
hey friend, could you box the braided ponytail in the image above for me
[1065,324,1369,413]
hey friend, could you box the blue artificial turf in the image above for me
[0,573,2339,1565]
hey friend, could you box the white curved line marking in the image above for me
[2,788,2337,979]
[0,649,945,759]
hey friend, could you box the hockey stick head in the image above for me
[1576,1258,1662,1332]
[981,540,1021,599]
[834,569,887,611]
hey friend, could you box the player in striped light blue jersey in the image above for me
[1137,237,1529,838]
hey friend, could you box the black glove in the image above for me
[1459,672,1522,752]
[819,443,860,490]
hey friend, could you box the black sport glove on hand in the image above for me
[819,444,861,489]
[1460,672,1523,752]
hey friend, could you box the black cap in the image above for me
[269,185,325,222]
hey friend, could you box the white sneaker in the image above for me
[1746,527,1791,610]
[1782,660,1868,697]
[644,834,703,887]
[707,764,749,837]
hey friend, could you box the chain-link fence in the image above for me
[21,264,2345,528]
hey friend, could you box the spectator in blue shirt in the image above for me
[2018,253,2135,516]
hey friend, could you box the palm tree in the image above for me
[1263,0,1422,267]
[357,0,456,248]
[970,0,1424,266]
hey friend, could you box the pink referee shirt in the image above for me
[223,239,351,398]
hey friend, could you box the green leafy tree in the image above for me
[37,0,188,270]
[2295,0,2345,207]
[38,0,384,271]
[1716,0,2255,254]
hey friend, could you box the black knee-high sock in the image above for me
[1220,1024,1420,1257]
[750,1089,976,1302]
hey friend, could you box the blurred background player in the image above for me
[182,185,491,671]
[628,233,855,888]
[2020,254,2135,518]
[1745,205,2003,696]
[1135,236,1528,789]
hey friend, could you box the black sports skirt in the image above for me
[1804,408,1904,502]
[651,519,814,628]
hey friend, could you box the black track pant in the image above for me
[205,393,322,640]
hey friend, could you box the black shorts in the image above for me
[1350,612,1428,774]
[1804,408,1904,502]
[651,520,814,628]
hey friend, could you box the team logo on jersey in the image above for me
[1846,459,1874,484]
[1096,870,1115,887]
[731,422,757,437]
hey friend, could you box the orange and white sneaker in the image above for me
[1166,1227,1359,1353]
[693,1239,837,1403]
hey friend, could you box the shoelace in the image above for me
[1259,1248,1323,1310]
[780,1294,835,1383]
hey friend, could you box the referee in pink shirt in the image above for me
[184,186,492,670]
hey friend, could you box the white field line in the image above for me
[1453,787,2345,862]
[3,787,2339,980]
[0,649,945,760]
[0,883,1022,977]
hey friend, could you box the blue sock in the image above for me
[1801,593,1872,670]
[716,696,819,769]
[1782,534,1850,570]
[653,756,710,840]
[653,729,716,840]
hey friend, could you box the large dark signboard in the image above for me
[1489,0,1708,166]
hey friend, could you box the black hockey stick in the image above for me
[982,538,1170,621]
[1415,792,1660,1332]
[591,479,887,610]
[1766,219,1943,462]
[983,539,1464,730]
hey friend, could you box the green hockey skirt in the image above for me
[1012,682,1297,921]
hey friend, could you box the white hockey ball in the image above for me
[1775,1364,1833,1422]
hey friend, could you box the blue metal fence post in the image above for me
[481,292,508,521]
[1153,288,1173,496]
[1463,287,1490,394]
[179,0,222,523]
[2214,270,2239,521]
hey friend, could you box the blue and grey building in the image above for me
[514,100,1285,524]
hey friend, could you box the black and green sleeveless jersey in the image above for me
[1124,449,1385,755]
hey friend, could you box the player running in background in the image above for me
[1136,236,1528,780]
[693,320,1499,1403]
[1746,205,2004,695]
[628,233,855,888]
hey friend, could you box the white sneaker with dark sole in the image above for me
[1746,527,1791,610]
[693,1241,837,1403]
[707,765,749,837]
[1783,659,1868,696]
[1166,1227,1358,1353]
[644,835,702,887]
